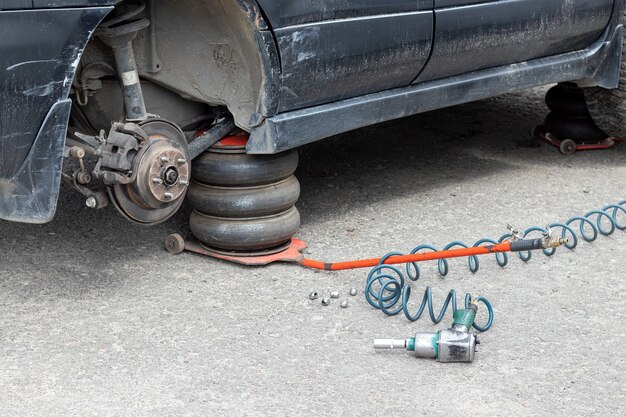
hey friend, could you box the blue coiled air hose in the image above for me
[365,200,626,332]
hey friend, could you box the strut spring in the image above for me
[365,200,626,331]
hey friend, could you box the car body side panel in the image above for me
[0,6,111,223]
[254,0,433,28]
[415,0,615,83]
[0,0,117,9]
[32,0,118,7]
[0,0,34,9]
[253,0,434,113]
[273,11,434,112]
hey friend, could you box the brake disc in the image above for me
[108,119,190,225]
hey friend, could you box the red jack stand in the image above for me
[533,124,623,155]
[165,234,307,266]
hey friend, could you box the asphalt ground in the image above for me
[1,87,625,416]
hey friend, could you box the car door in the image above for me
[255,0,434,112]
[415,0,615,83]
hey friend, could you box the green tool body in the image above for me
[374,302,480,363]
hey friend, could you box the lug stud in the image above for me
[160,156,170,163]
[179,179,189,186]
[177,158,187,165]
[163,192,173,199]
[152,177,163,184]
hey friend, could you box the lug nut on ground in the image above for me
[349,288,358,296]
[321,298,331,306]
[309,291,319,300]
[330,291,339,298]
[85,196,97,208]
[340,300,349,308]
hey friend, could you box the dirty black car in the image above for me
[1,0,625,254]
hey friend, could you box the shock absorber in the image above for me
[374,302,481,363]
[96,1,149,121]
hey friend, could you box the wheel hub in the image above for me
[136,143,189,205]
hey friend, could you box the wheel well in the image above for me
[142,0,268,130]
[76,0,274,132]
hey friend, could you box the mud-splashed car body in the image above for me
[0,1,624,249]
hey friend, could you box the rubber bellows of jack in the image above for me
[188,136,301,253]
[543,83,606,143]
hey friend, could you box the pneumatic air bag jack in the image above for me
[187,133,301,253]
[534,83,623,155]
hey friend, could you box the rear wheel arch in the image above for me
[142,0,280,130]
[78,0,280,132]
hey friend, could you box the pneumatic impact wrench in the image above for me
[374,301,481,363]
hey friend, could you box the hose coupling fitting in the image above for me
[539,227,567,248]
[541,236,568,249]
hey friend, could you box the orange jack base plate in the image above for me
[166,235,307,266]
